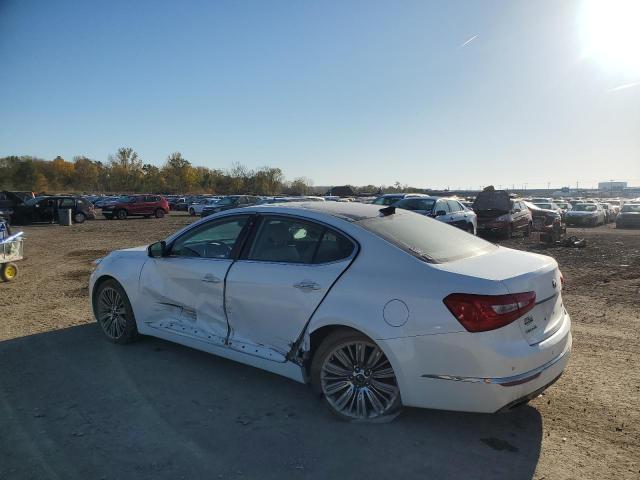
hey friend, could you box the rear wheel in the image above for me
[116,209,127,220]
[311,330,401,422]
[154,209,165,219]
[1,263,18,281]
[188,208,195,216]
[94,279,139,344]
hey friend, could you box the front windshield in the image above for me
[574,204,596,212]
[621,205,640,213]
[359,210,496,263]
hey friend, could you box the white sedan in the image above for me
[188,198,221,216]
[90,202,571,421]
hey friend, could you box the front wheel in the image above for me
[311,330,401,422]
[188,208,195,216]
[94,279,139,344]
[74,212,86,223]
[466,223,475,235]
[154,209,165,219]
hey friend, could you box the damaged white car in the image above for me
[90,202,571,421]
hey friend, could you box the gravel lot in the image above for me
[1,212,638,479]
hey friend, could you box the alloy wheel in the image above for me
[320,340,399,420]
[97,287,128,339]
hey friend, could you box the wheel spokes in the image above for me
[321,340,399,420]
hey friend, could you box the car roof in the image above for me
[246,201,386,221]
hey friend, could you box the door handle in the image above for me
[202,273,222,283]
[293,281,321,291]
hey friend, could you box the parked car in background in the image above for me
[554,201,572,217]
[200,195,261,217]
[94,196,121,208]
[11,195,95,224]
[615,204,640,229]
[599,203,615,223]
[531,201,563,217]
[91,202,571,422]
[607,200,622,216]
[523,201,566,243]
[392,196,477,234]
[188,198,221,216]
[371,193,427,206]
[473,190,532,238]
[564,203,605,227]
[102,195,169,220]
[530,197,554,204]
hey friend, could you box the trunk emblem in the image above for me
[552,279,557,289]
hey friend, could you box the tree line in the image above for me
[0,148,315,196]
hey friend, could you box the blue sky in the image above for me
[1,0,638,189]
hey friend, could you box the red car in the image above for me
[101,195,169,220]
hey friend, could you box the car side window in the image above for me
[435,200,450,214]
[314,229,355,264]
[248,217,325,264]
[170,216,248,259]
[59,198,75,208]
[447,200,460,212]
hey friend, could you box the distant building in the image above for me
[598,181,627,191]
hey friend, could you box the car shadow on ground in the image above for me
[0,325,543,480]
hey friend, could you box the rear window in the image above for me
[358,211,496,263]
[621,205,640,213]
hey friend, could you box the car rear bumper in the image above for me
[379,311,572,413]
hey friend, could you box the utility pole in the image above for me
[547,181,551,192]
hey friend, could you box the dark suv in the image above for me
[101,195,169,220]
[201,195,261,217]
[473,190,532,238]
[11,196,96,224]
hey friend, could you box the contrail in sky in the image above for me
[460,35,478,48]
[607,81,640,92]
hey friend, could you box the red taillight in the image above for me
[443,292,536,332]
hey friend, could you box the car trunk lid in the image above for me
[433,247,564,345]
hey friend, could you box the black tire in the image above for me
[311,329,402,422]
[503,224,513,239]
[116,209,127,220]
[188,208,195,216]
[154,209,165,219]
[466,223,476,235]
[93,279,139,344]
[74,212,86,224]
[524,222,532,238]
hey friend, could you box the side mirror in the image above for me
[435,210,447,217]
[148,240,167,258]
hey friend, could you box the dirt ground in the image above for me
[1,212,638,479]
